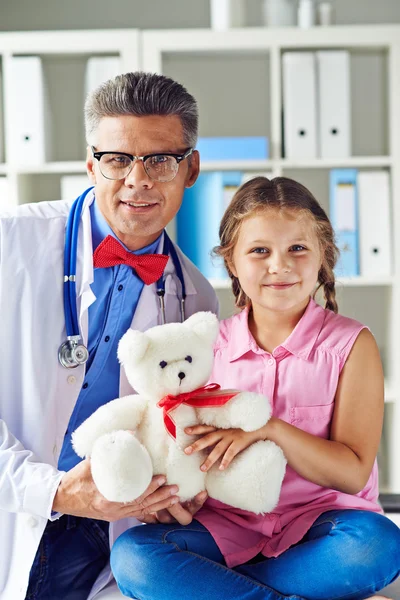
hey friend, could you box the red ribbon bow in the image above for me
[93,235,169,285]
[157,383,239,439]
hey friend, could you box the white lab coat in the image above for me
[0,191,219,600]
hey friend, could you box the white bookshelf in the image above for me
[0,29,140,205]
[142,24,400,494]
[14,161,87,175]
[0,25,399,493]
[210,275,395,290]
[201,157,393,172]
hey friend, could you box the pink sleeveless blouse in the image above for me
[195,298,383,568]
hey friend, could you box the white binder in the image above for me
[0,69,4,164]
[316,51,351,158]
[210,0,245,30]
[60,174,91,200]
[84,56,122,98]
[358,171,392,277]
[7,56,50,165]
[0,177,13,211]
[282,52,318,159]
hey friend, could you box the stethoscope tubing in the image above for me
[63,188,92,338]
[62,187,187,344]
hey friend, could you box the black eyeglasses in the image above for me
[91,146,193,182]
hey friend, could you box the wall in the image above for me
[1,0,400,31]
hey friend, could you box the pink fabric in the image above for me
[195,298,383,568]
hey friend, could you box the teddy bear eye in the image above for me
[185,356,192,363]
[159,360,168,369]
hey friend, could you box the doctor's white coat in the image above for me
[0,192,219,600]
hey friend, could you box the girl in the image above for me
[111,176,400,600]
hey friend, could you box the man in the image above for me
[0,71,218,600]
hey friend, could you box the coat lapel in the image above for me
[76,190,96,347]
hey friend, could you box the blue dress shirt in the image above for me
[58,199,161,471]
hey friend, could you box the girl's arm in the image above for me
[185,329,384,495]
[264,328,384,494]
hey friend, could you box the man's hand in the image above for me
[140,490,208,526]
[52,459,180,522]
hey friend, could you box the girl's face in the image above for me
[231,209,322,315]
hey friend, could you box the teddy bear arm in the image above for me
[72,394,147,458]
[197,392,272,432]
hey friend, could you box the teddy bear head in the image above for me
[117,311,219,399]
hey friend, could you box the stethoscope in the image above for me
[58,187,186,369]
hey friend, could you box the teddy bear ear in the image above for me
[184,311,219,345]
[117,328,150,366]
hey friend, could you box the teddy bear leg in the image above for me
[205,440,286,514]
[90,430,153,503]
[166,445,206,503]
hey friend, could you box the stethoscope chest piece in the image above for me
[58,337,89,369]
[59,187,186,368]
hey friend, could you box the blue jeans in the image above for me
[111,509,400,600]
[25,514,110,600]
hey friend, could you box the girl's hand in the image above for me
[184,425,264,471]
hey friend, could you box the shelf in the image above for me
[278,156,393,170]
[209,278,232,290]
[15,161,87,175]
[201,160,274,172]
[336,275,394,287]
[200,156,392,173]
[7,157,393,176]
[210,276,394,290]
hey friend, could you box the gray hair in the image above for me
[84,71,198,148]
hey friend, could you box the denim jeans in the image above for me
[111,509,400,600]
[25,514,110,600]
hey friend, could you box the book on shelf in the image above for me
[329,169,359,278]
[0,68,3,164]
[358,171,392,277]
[177,171,242,279]
[7,56,52,165]
[283,50,352,159]
[196,136,269,161]
[84,56,122,98]
[0,177,12,212]
[316,51,351,159]
[282,52,318,159]
[60,175,92,200]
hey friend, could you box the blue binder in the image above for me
[196,137,269,161]
[177,172,242,279]
[329,169,359,277]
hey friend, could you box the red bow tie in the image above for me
[93,235,169,285]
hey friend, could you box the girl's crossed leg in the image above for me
[111,509,400,600]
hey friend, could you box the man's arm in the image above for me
[0,419,64,518]
[0,420,180,521]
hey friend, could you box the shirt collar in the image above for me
[90,197,161,255]
[227,298,326,362]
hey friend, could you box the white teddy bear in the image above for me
[72,311,286,514]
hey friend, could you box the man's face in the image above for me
[86,114,199,251]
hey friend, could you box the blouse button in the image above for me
[268,358,274,366]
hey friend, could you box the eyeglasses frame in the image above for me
[91,146,194,181]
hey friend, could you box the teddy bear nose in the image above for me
[178,372,186,380]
